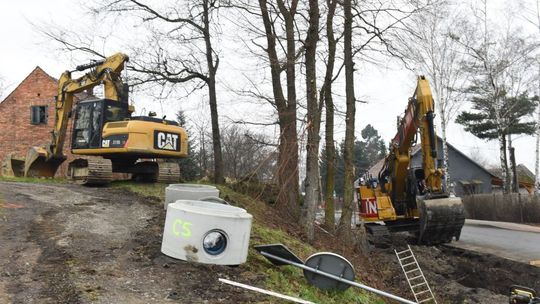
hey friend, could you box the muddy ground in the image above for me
[0,181,539,303]
[366,234,540,303]
[0,182,261,304]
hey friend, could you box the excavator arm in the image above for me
[384,76,444,201]
[24,53,129,177]
[359,76,465,245]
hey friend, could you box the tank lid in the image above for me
[169,200,252,218]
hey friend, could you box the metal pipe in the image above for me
[260,251,417,304]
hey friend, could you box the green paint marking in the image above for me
[181,222,192,237]
[172,218,192,238]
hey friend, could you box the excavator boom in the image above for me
[23,53,129,178]
[358,76,465,244]
[6,52,188,184]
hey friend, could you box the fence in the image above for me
[461,193,540,223]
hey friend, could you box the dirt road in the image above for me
[0,182,259,304]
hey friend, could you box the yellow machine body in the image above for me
[357,76,465,244]
[6,52,189,184]
[73,120,188,158]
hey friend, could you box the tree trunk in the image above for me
[276,120,300,218]
[277,0,300,218]
[498,131,510,193]
[259,0,300,219]
[508,134,518,193]
[203,0,224,184]
[535,5,540,194]
[301,0,320,242]
[323,0,338,231]
[337,0,356,242]
[536,104,540,193]
[510,147,518,193]
[536,63,540,193]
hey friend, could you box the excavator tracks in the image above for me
[131,161,181,183]
[68,158,113,186]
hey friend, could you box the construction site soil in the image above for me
[0,181,538,303]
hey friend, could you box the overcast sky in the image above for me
[0,0,538,173]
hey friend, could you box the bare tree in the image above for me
[521,0,540,192]
[336,0,355,241]
[455,1,539,193]
[105,0,225,184]
[301,0,321,242]
[257,0,301,219]
[468,146,493,168]
[221,125,276,180]
[42,0,226,184]
[321,0,339,231]
[391,0,468,190]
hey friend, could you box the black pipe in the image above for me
[76,59,106,71]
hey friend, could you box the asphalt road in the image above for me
[450,220,540,264]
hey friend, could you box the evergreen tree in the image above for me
[355,124,387,176]
[456,92,537,192]
[456,92,537,139]
[320,124,386,197]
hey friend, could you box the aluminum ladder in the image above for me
[395,245,437,304]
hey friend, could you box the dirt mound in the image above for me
[364,233,540,303]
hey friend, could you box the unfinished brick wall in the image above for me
[0,67,76,176]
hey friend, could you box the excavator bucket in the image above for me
[1,154,25,177]
[23,146,65,178]
[417,196,465,245]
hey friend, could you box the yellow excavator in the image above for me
[357,76,465,244]
[8,52,188,185]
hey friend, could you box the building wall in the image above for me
[411,138,493,196]
[0,67,75,176]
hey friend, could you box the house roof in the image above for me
[367,158,385,179]
[488,164,535,184]
[366,136,496,179]
[0,66,57,107]
[0,66,96,107]
[410,137,496,178]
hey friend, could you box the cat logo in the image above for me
[154,131,180,151]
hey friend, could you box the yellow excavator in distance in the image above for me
[357,76,465,245]
[11,52,188,185]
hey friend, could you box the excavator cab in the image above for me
[71,99,128,149]
[4,53,189,185]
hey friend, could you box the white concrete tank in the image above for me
[161,200,252,265]
[164,184,219,210]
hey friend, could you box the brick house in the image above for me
[0,67,89,176]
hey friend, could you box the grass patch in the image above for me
[247,222,383,304]
[110,181,167,201]
[0,176,66,184]
[118,181,383,304]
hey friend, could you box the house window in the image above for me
[31,106,48,125]
[459,179,483,195]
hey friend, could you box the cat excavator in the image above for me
[5,52,188,185]
[357,76,465,244]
